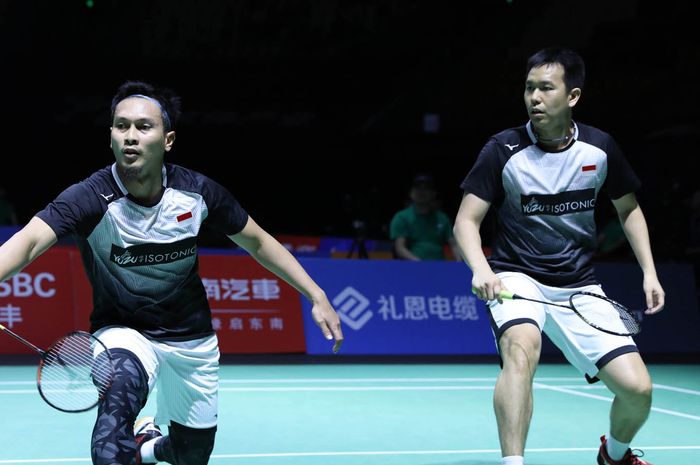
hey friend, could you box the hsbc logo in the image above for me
[332,286,373,330]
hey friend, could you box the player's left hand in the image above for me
[643,274,665,314]
[311,296,344,353]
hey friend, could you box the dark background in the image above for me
[1,0,698,259]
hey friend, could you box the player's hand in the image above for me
[311,295,344,353]
[643,274,665,314]
[471,271,506,304]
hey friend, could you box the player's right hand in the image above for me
[471,272,506,304]
[310,296,344,353]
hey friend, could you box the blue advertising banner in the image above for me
[595,262,700,354]
[299,258,496,355]
[539,262,700,355]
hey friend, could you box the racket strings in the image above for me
[39,333,113,412]
[612,302,642,334]
[570,292,641,336]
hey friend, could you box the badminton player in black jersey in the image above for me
[0,81,343,465]
[454,47,664,465]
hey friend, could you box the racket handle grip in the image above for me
[471,288,515,300]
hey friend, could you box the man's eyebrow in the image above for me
[525,79,555,85]
[113,115,158,122]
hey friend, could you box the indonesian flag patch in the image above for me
[177,211,193,222]
[582,164,596,172]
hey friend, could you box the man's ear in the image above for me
[164,131,176,152]
[568,87,582,108]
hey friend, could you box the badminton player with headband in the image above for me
[0,81,343,465]
[454,47,664,465]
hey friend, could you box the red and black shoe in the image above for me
[597,435,652,465]
[134,417,163,465]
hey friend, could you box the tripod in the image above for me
[347,220,369,259]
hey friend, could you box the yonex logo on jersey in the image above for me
[100,193,114,201]
[505,143,519,151]
[110,237,198,267]
[332,286,373,330]
[521,188,596,216]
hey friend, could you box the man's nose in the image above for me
[124,126,138,145]
[530,89,543,104]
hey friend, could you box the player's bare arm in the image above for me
[394,237,421,261]
[229,216,344,352]
[448,237,462,261]
[0,216,57,282]
[453,193,505,302]
[611,193,665,314]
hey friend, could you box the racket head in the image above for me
[568,291,641,337]
[37,331,114,413]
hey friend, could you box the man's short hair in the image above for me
[110,81,182,131]
[526,47,585,92]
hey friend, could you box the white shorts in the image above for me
[488,272,638,382]
[94,326,220,428]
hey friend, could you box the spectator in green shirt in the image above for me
[390,174,460,261]
[0,185,18,226]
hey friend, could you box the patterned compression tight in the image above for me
[91,349,149,465]
[90,349,218,465]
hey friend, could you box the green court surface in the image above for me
[0,363,698,464]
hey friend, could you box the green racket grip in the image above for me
[470,287,516,300]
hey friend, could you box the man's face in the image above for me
[524,63,579,131]
[410,184,436,206]
[110,97,174,180]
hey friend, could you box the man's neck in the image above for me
[117,166,164,205]
[414,204,433,215]
[534,120,574,150]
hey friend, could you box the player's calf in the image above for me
[160,421,217,465]
[91,349,149,465]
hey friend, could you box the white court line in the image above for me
[1,446,699,463]
[654,383,700,396]
[534,382,700,421]
[0,377,582,386]
[0,384,606,395]
[218,386,495,392]
[216,385,608,392]
[218,377,582,383]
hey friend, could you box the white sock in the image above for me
[502,456,524,465]
[139,437,160,464]
[606,433,630,461]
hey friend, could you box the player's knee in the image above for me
[106,349,149,409]
[168,421,217,465]
[625,377,653,404]
[613,373,652,407]
[499,325,541,371]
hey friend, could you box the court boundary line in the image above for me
[0,377,585,386]
[1,445,699,463]
[653,383,700,396]
[534,382,700,421]
[0,384,610,395]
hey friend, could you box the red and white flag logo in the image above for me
[582,165,596,172]
[177,212,193,222]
